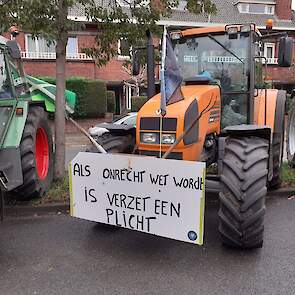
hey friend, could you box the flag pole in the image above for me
[159,26,167,158]
[160,26,167,117]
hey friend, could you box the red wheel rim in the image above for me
[36,127,49,180]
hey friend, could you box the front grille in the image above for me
[139,150,182,160]
[140,117,177,131]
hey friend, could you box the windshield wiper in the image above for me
[208,34,244,64]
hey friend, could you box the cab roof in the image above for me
[181,25,261,37]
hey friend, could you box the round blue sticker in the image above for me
[188,231,198,241]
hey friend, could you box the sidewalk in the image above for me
[49,117,104,135]
[50,117,105,147]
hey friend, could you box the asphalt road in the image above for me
[1,195,295,295]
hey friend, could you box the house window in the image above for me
[239,3,249,13]
[264,43,276,64]
[249,3,265,13]
[23,34,89,60]
[66,37,78,57]
[125,85,132,110]
[266,5,274,14]
[118,39,131,59]
[26,35,55,54]
[237,2,274,14]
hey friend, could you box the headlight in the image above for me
[162,134,176,144]
[140,132,176,144]
[141,132,157,144]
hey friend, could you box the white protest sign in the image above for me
[69,153,206,245]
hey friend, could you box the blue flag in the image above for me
[160,29,183,115]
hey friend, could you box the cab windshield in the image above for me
[173,33,250,128]
[173,33,250,92]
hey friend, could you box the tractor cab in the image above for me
[170,24,291,129]
[0,38,29,99]
[0,38,29,148]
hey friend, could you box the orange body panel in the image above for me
[136,85,220,161]
[253,89,278,131]
[181,25,260,38]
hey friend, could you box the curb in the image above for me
[267,187,295,198]
[3,188,295,218]
[4,203,69,217]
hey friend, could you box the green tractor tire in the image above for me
[12,106,54,200]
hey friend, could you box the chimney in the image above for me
[276,0,292,20]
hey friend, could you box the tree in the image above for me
[0,0,216,180]
[85,0,217,65]
[122,64,146,97]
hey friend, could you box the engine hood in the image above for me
[138,84,220,119]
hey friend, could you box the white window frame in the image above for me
[237,3,275,14]
[265,5,274,14]
[66,36,79,58]
[118,39,131,60]
[25,34,56,54]
[125,85,132,110]
[238,3,249,13]
[264,42,277,64]
[23,34,92,60]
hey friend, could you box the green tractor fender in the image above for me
[0,100,29,149]
[26,76,76,114]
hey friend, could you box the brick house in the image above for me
[158,0,295,91]
[4,0,295,114]
[8,22,131,114]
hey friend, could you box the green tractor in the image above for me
[0,36,76,200]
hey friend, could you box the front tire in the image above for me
[86,133,135,154]
[13,106,53,200]
[269,92,286,189]
[218,136,269,249]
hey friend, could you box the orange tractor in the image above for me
[131,24,293,248]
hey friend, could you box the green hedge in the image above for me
[37,76,107,118]
[107,91,116,113]
[131,96,149,112]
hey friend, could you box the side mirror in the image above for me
[132,50,140,76]
[278,36,293,67]
[6,40,21,59]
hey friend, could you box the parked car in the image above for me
[88,112,137,138]
[86,112,137,154]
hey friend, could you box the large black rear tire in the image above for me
[269,92,286,189]
[287,98,295,167]
[218,136,269,249]
[87,133,135,154]
[12,106,53,200]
